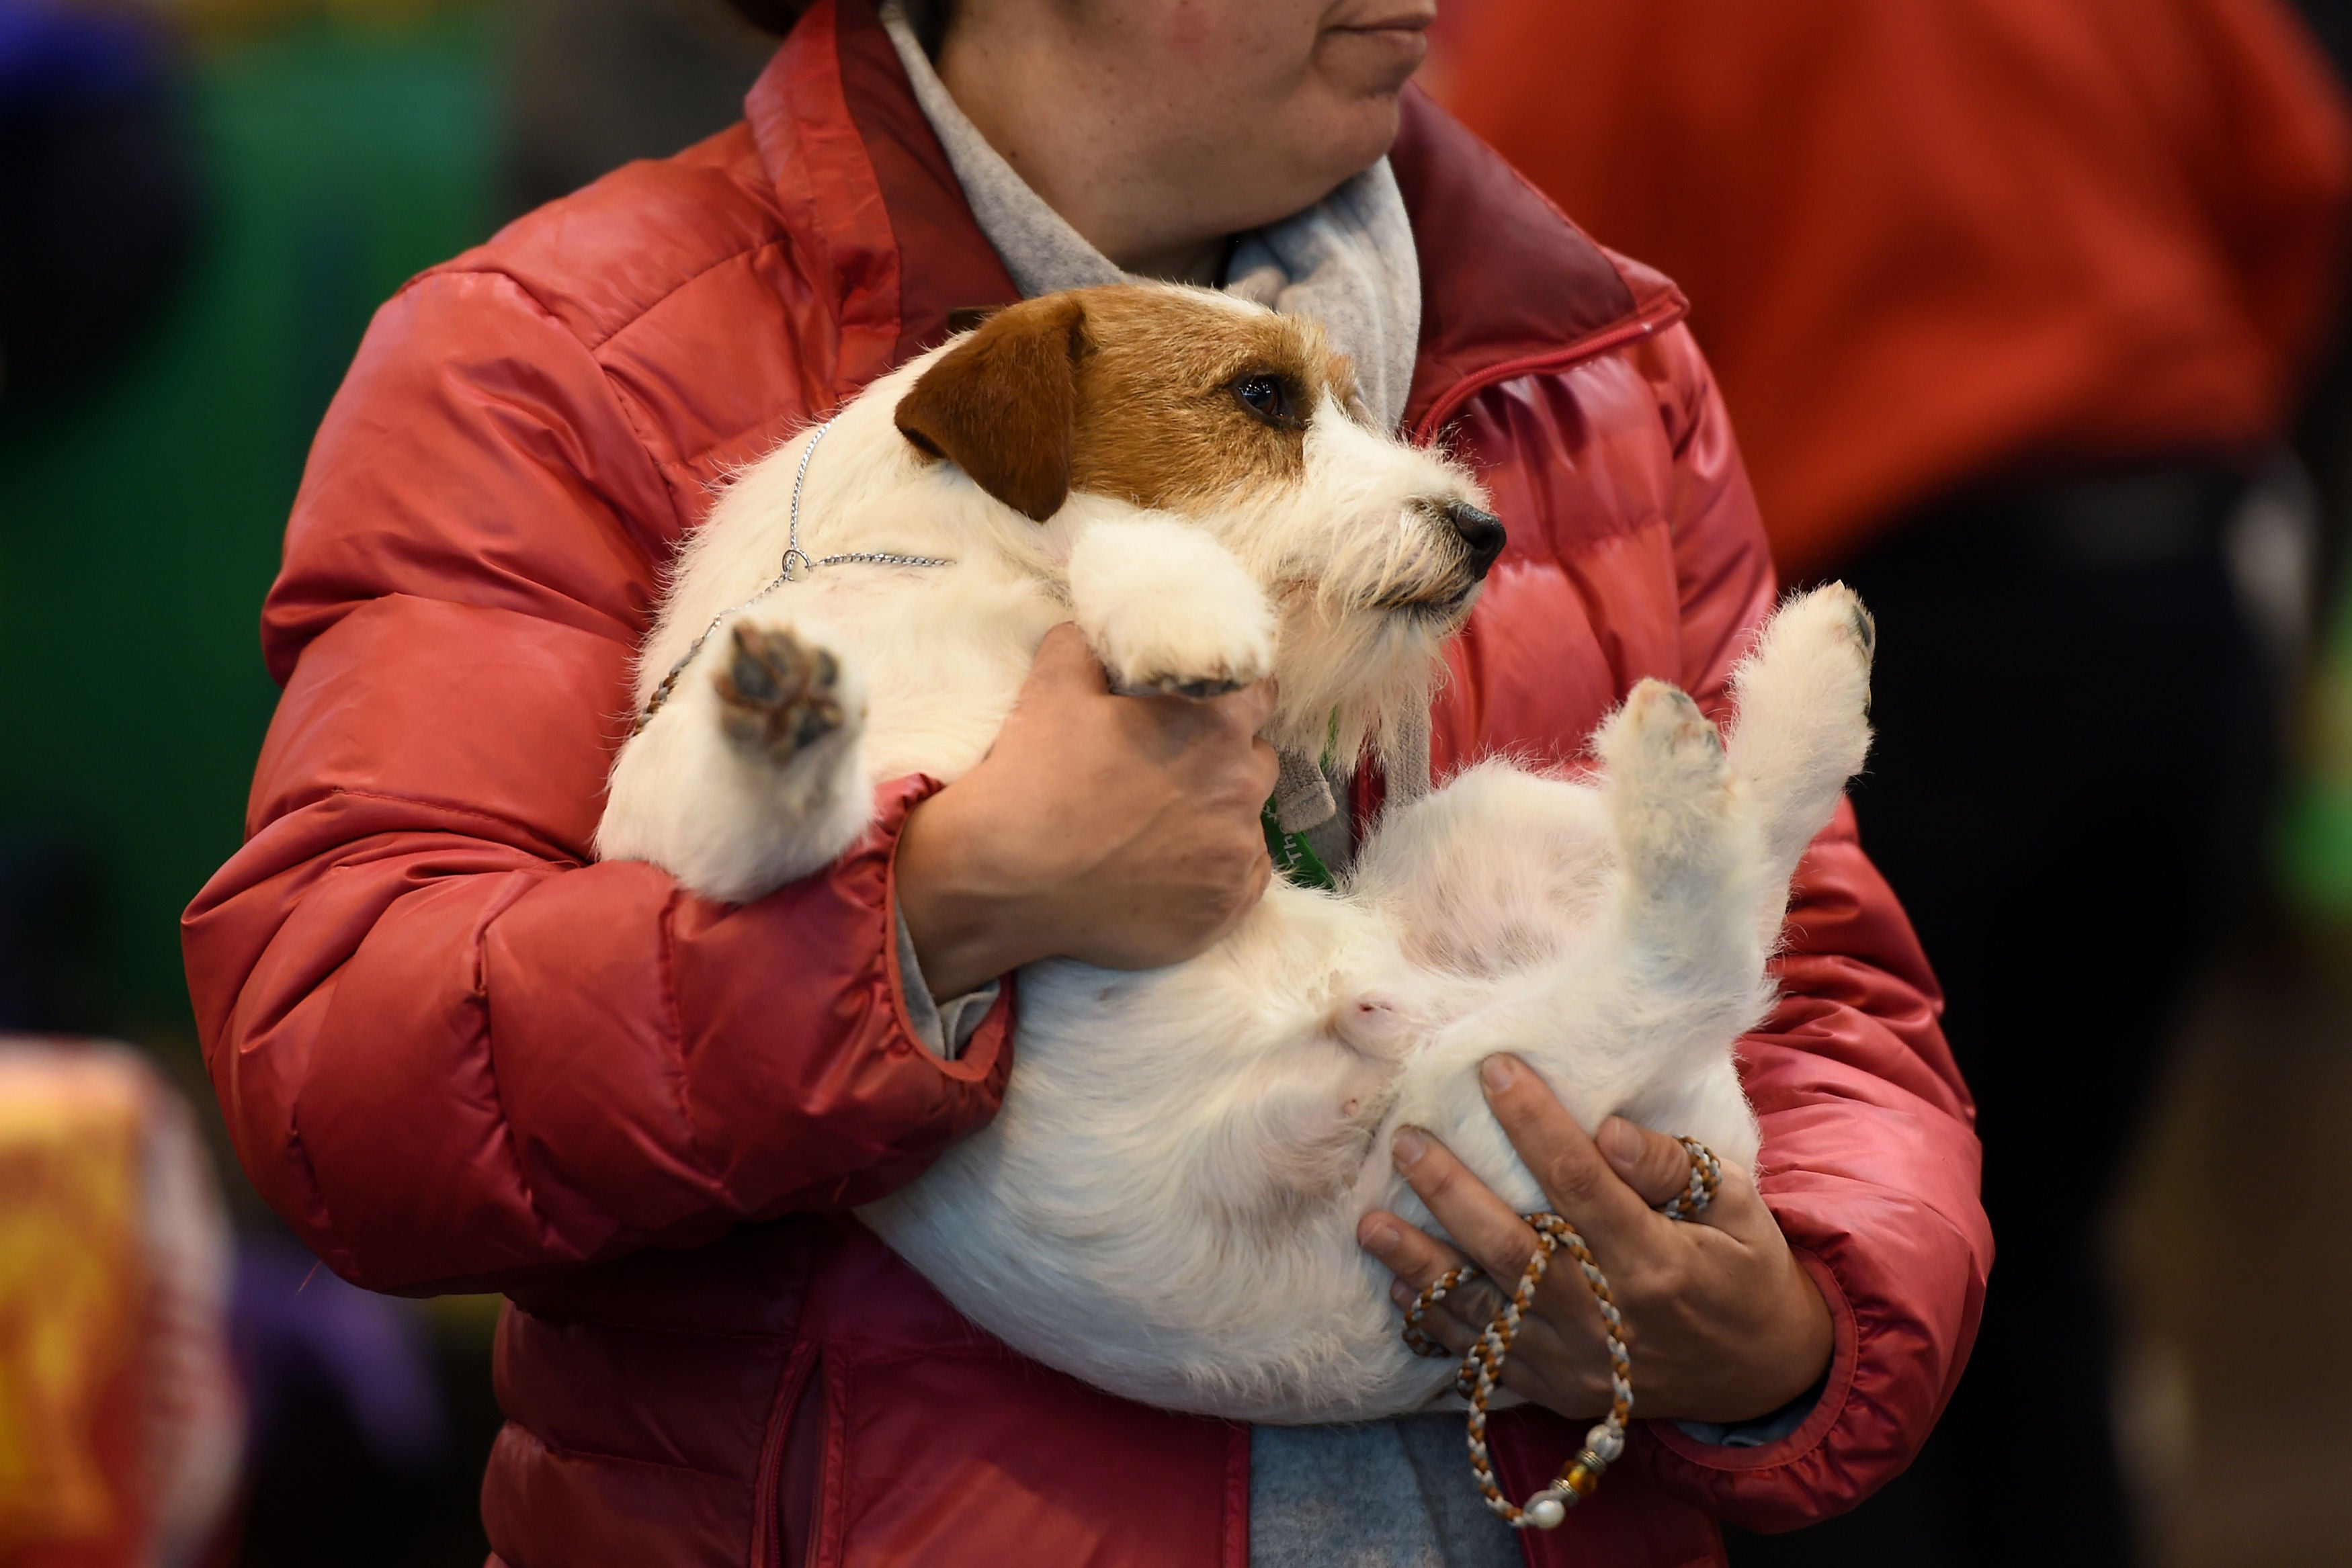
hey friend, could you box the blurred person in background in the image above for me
[1431,1,2352,1563]
[181,0,1992,1563]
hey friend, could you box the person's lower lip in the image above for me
[1337,25,1430,44]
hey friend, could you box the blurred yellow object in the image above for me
[0,1043,240,1567]
[0,1055,142,1550]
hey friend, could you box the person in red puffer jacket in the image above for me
[181,2,1987,1564]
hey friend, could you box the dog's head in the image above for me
[893,284,1499,767]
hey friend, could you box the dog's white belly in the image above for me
[857,773,1773,1425]
[862,882,1458,1422]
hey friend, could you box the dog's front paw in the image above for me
[715,623,847,764]
[1069,516,1277,699]
[1109,656,1271,701]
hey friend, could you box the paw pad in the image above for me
[1849,603,1878,660]
[716,624,845,762]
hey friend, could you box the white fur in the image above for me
[596,286,1875,1424]
[1070,516,1276,694]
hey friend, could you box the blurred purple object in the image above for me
[0,0,168,103]
[231,1236,449,1475]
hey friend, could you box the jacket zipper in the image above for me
[754,1343,823,1568]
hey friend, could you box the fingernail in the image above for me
[1390,1278,1414,1307]
[1360,1218,1400,1256]
[1392,1127,1428,1167]
[1480,1055,1517,1093]
[1599,1117,1644,1171]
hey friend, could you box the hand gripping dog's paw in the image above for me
[714,622,847,765]
[1068,516,1277,699]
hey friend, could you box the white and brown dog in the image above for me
[597,284,1875,1424]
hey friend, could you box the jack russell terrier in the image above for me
[597,284,1875,1424]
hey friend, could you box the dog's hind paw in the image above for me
[1599,679,1742,875]
[1610,680,1730,795]
[715,623,846,764]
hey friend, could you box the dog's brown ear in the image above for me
[894,296,1086,522]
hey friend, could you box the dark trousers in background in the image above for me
[1726,459,2273,1568]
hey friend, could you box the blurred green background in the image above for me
[0,7,499,1052]
[0,4,763,1557]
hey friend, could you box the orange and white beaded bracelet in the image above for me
[1399,1135,1720,1531]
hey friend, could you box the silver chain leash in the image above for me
[632,418,952,732]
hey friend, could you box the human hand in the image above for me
[896,621,1279,996]
[1357,1053,1833,1425]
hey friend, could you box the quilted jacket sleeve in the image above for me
[1640,326,1990,1526]
[181,268,1012,1296]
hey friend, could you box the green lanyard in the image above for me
[1262,711,1342,891]
[1263,796,1337,890]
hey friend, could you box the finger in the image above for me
[1357,1209,1471,1289]
[1477,1055,1666,1256]
[1678,1150,1773,1242]
[1218,672,1280,732]
[1359,1212,1490,1352]
[1247,736,1281,799]
[1595,1116,1702,1209]
[1361,1211,1604,1408]
[1388,1125,1544,1285]
[1204,851,1275,947]
[1029,621,1108,692]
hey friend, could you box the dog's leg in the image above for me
[714,621,847,763]
[1724,584,1875,902]
[1387,685,1770,1213]
[1068,515,1276,697]
[597,611,872,904]
[1599,679,1765,997]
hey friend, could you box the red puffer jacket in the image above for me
[181,4,1987,1564]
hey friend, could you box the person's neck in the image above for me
[935,23,1230,284]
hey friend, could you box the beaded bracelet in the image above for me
[1399,1137,1720,1530]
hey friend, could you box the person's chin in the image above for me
[1318,91,1409,180]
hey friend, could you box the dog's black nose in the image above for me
[1445,502,1507,580]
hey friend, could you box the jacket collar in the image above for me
[1388,91,1689,437]
[745,0,1683,430]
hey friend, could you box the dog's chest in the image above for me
[840,570,1068,785]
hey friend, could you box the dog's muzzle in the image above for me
[1445,501,1507,580]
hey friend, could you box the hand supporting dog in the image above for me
[896,623,1282,997]
[1358,1053,1834,1426]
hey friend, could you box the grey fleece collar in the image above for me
[880,1,1423,435]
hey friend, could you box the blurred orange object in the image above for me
[0,1043,239,1568]
[1433,0,2352,576]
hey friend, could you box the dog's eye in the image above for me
[1231,373,1302,429]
